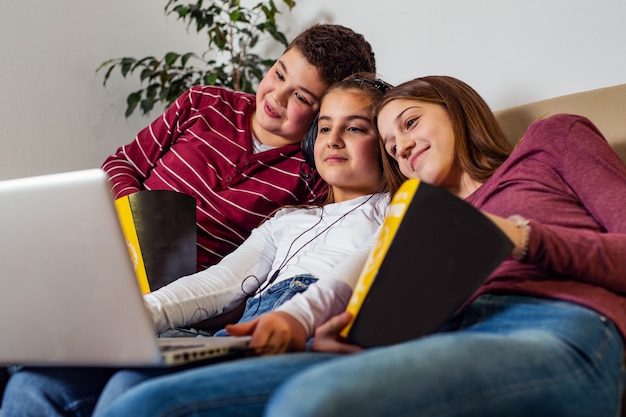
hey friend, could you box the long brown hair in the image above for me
[374,76,511,183]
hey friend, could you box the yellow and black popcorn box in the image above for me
[114,190,196,294]
[342,179,513,348]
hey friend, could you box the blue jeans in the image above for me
[212,275,318,337]
[0,275,317,417]
[89,295,625,417]
[266,295,625,417]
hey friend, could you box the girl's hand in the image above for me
[225,311,307,355]
[310,311,363,354]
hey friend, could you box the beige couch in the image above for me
[495,83,626,164]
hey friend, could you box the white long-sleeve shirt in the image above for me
[145,192,390,336]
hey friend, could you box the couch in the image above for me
[1,83,625,411]
[494,83,626,163]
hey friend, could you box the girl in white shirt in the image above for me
[145,74,404,354]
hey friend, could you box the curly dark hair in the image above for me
[286,24,376,86]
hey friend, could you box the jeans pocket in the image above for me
[271,275,318,310]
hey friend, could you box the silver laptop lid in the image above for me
[0,169,161,366]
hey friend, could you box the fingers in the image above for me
[227,312,359,355]
[311,312,362,354]
[315,311,353,338]
[224,320,256,336]
[227,314,291,355]
[256,313,297,354]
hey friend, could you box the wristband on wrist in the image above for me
[508,215,531,261]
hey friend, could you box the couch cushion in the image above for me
[494,83,626,164]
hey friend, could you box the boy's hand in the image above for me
[225,311,307,354]
[310,312,363,354]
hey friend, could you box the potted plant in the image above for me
[97,0,296,117]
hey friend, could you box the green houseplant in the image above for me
[97,0,296,117]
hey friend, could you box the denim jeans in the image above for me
[212,274,318,337]
[58,295,626,417]
[266,294,625,417]
[0,275,317,417]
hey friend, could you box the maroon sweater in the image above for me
[102,86,324,270]
[466,114,626,339]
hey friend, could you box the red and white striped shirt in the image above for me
[102,85,325,270]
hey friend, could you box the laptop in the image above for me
[0,168,251,367]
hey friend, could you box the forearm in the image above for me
[276,279,353,338]
[101,152,143,198]
[144,268,250,333]
[145,223,276,333]
[528,222,626,292]
[485,212,626,292]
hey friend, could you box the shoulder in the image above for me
[267,205,319,223]
[330,193,390,221]
[496,113,624,188]
[507,113,614,167]
[183,85,256,109]
[521,114,608,150]
[372,192,391,214]
[269,193,389,221]
[374,192,391,205]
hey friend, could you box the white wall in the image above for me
[1,0,625,180]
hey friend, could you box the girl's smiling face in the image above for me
[376,99,463,194]
[313,88,383,202]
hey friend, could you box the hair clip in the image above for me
[352,77,392,93]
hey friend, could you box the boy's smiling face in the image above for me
[252,48,327,147]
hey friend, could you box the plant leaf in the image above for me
[99,0,296,118]
[164,52,180,67]
[125,91,142,117]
